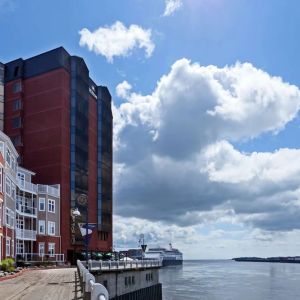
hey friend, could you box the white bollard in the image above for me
[91,283,109,300]
[85,273,96,292]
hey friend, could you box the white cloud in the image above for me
[163,0,183,16]
[113,58,300,257]
[79,21,155,62]
[116,80,132,99]
[203,141,300,184]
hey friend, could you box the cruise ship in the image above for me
[145,244,183,266]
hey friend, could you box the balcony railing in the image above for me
[16,228,37,241]
[38,185,60,198]
[16,253,65,262]
[16,198,37,217]
[17,179,37,194]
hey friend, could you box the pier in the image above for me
[0,268,82,300]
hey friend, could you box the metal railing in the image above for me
[16,228,37,240]
[77,260,109,300]
[38,184,60,198]
[18,179,37,194]
[16,199,37,217]
[16,253,65,262]
[88,259,162,271]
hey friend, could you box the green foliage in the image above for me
[0,258,15,272]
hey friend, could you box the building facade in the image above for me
[0,130,62,262]
[36,184,61,260]
[2,47,113,261]
[1,130,18,260]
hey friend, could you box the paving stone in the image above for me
[0,268,82,300]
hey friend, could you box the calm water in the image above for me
[159,260,300,300]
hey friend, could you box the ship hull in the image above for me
[162,259,183,266]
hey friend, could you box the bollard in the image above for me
[91,283,109,300]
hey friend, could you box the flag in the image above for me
[78,223,96,236]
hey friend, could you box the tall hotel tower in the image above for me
[1,47,113,261]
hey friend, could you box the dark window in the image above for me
[14,66,19,77]
[12,99,22,111]
[11,135,21,146]
[125,277,128,286]
[12,82,22,93]
[12,117,21,129]
[132,276,135,285]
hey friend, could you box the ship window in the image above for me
[125,277,128,286]
[132,276,135,285]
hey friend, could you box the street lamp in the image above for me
[71,208,81,264]
[77,194,89,267]
[72,208,81,219]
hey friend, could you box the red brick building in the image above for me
[2,47,113,262]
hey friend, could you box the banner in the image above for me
[78,223,97,236]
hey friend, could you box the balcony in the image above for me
[16,228,37,241]
[16,199,37,218]
[38,184,60,198]
[17,179,37,194]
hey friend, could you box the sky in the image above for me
[2,0,300,259]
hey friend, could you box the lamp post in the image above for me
[77,194,88,267]
[71,208,81,264]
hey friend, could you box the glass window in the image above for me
[48,221,55,236]
[17,172,25,188]
[48,243,55,257]
[6,238,10,257]
[39,197,45,211]
[10,211,14,227]
[6,149,10,166]
[48,199,55,213]
[12,116,21,129]
[5,208,10,226]
[12,135,21,147]
[39,220,45,234]
[12,99,22,111]
[6,177,11,196]
[39,243,45,257]
[12,81,22,93]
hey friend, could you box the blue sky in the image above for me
[2,0,300,258]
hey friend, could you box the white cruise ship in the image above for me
[145,244,183,266]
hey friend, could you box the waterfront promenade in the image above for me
[0,268,82,300]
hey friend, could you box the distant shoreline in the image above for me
[233,256,300,263]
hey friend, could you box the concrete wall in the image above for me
[94,268,160,299]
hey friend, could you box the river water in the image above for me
[159,260,300,300]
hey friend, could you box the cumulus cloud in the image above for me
[79,21,155,62]
[116,80,132,99]
[163,0,183,16]
[113,58,300,240]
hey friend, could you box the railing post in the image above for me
[88,259,92,270]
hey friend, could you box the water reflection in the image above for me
[159,260,300,300]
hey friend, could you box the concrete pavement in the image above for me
[0,268,82,300]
